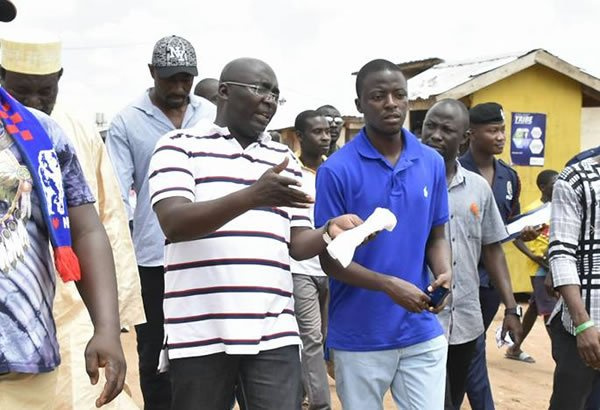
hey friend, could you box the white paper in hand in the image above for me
[495,326,515,348]
[505,203,551,240]
[326,207,397,268]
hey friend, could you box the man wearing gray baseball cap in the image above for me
[151,35,198,78]
[106,34,216,410]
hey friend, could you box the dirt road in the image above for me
[122,306,554,409]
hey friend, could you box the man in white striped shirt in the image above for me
[149,57,362,410]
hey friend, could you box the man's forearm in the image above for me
[426,227,452,278]
[319,251,390,292]
[514,239,538,262]
[482,243,517,308]
[70,205,120,334]
[154,188,257,242]
[559,284,591,326]
[290,226,327,261]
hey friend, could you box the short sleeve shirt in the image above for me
[0,108,94,373]
[290,165,325,277]
[148,122,311,359]
[459,151,521,287]
[437,162,508,344]
[314,128,448,351]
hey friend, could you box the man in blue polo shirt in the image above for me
[315,59,452,410]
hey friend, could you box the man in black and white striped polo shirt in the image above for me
[548,154,600,410]
[149,57,362,410]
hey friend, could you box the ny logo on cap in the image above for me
[167,45,188,64]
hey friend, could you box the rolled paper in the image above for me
[327,207,397,268]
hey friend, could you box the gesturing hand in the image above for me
[249,157,313,208]
[84,330,127,408]
[383,276,431,313]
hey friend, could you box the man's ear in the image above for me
[148,64,156,80]
[461,129,471,145]
[217,82,229,102]
[354,97,363,114]
[295,130,303,144]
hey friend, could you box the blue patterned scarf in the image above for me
[0,87,80,281]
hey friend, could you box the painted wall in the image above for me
[471,64,583,292]
[582,107,600,150]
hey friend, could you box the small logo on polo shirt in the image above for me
[423,186,428,198]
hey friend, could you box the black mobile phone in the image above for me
[427,286,450,308]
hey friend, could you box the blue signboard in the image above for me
[510,112,546,166]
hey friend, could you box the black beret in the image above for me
[470,102,505,125]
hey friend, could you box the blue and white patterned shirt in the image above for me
[0,108,94,373]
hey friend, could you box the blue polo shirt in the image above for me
[315,128,448,351]
[459,150,521,287]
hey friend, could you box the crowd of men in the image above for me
[0,1,600,409]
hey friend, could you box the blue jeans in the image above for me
[170,345,302,410]
[332,335,447,410]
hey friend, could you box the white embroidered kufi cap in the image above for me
[1,33,61,75]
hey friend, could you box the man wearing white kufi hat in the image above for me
[0,1,127,409]
[0,35,145,409]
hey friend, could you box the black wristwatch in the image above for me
[505,305,523,318]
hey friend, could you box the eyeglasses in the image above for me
[324,116,344,126]
[223,81,284,105]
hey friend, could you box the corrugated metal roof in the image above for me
[408,51,531,100]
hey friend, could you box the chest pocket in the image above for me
[458,205,482,242]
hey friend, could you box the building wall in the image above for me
[471,64,583,292]
[582,107,600,150]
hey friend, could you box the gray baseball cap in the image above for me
[151,35,198,78]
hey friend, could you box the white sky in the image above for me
[2,0,599,128]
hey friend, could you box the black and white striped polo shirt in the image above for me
[149,121,311,359]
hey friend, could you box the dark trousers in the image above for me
[549,315,600,410]
[585,378,600,409]
[170,345,303,410]
[463,286,500,410]
[136,265,171,410]
[446,338,478,410]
